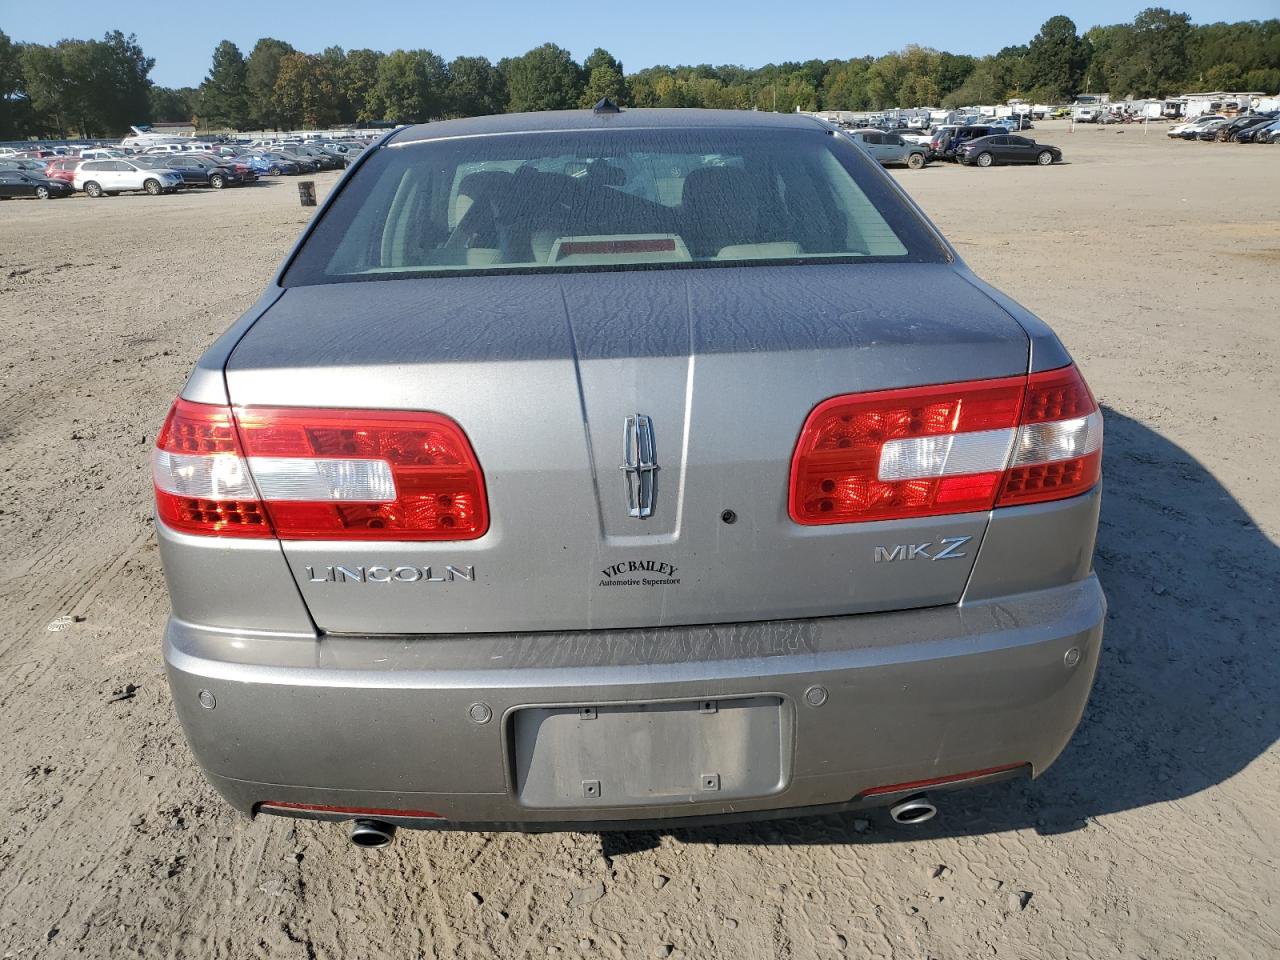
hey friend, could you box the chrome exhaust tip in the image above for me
[349,819,396,848]
[888,794,937,825]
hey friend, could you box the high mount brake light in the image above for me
[153,399,489,540]
[789,365,1101,524]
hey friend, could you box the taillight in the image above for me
[153,399,488,540]
[788,365,1101,524]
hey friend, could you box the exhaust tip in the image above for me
[349,819,396,848]
[888,794,937,826]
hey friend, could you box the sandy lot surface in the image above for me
[0,120,1277,959]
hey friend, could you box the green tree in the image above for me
[245,38,295,128]
[0,29,32,138]
[93,31,154,133]
[319,46,350,118]
[580,47,627,106]
[198,40,249,129]
[18,44,67,135]
[150,86,197,123]
[581,64,627,107]
[273,53,340,128]
[1026,16,1088,101]
[1117,7,1193,96]
[341,49,384,122]
[375,49,448,121]
[822,59,873,110]
[447,55,506,116]
[19,32,152,138]
[501,43,583,111]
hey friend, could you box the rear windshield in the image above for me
[283,127,946,285]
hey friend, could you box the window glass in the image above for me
[286,127,943,285]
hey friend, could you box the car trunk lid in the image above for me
[223,262,1029,634]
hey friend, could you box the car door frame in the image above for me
[1003,135,1037,163]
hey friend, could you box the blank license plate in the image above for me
[512,697,788,808]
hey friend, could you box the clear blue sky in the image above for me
[6,0,1277,88]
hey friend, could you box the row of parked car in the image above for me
[839,117,1060,170]
[0,137,371,200]
[926,123,1062,166]
[1166,112,1280,143]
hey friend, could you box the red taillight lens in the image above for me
[789,365,1102,524]
[789,376,1026,524]
[235,407,488,540]
[153,400,488,540]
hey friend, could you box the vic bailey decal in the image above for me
[599,560,680,588]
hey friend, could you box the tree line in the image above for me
[2,10,1278,139]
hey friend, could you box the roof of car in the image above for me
[389,108,829,145]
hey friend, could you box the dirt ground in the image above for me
[0,120,1276,959]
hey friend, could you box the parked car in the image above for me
[1194,118,1234,141]
[0,168,74,199]
[277,152,323,173]
[190,154,258,182]
[1174,116,1224,139]
[1253,119,1280,144]
[845,129,929,169]
[154,108,1106,844]
[73,159,184,197]
[1233,118,1280,144]
[0,158,52,173]
[79,148,126,161]
[959,134,1063,167]
[927,125,957,157]
[237,152,303,176]
[936,124,1009,160]
[992,116,1034,131]
[1217,113,1278,142]
[280,146,340,170]
[316,142,365,166]
[158,154,245,188]
[44,158,81,183]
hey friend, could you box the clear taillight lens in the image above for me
[789,364,1102,524]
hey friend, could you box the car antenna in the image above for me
[592,98,621,115]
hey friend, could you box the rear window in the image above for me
[283,127,945,285]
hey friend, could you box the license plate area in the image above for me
[511,697,789,808]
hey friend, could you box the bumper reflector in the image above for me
[859,762,1028,798]
[260,801,445,820]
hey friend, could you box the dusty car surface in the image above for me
[156,108,1105,844]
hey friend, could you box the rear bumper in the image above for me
[165,575,1104,830]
